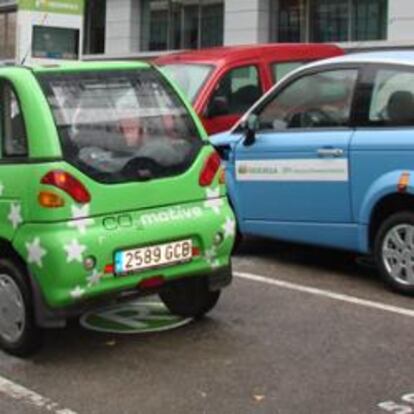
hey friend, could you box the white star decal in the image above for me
[0,182,4,196]
[204,188,223,215]
[8,203,23,229]
[64,239,86,263]
[68,204,94,234]
[26,237,47,267]
[222,217,236,239]
[205,246,220,269]
[70,286,85,299]
[87,269,103,287]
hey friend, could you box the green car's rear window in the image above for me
[38,69,203,183]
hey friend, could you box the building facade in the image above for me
[1,0,414,63]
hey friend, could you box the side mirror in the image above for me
[205,96,230,118]
[242,114,259,146]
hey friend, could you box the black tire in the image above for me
[232,226,243,253]
[227,201,243,253]
[0,258,41,357]
[159,277,220,318]
[375,211,414,295]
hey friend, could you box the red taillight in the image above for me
[41,170,91,204]
[104,264,114,274]
[192,247,201,257]
[199,152,221,187]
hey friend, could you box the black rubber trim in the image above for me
[207,264,233,291]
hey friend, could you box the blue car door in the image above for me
[233,68,359,245]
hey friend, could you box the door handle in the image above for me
[317,148,344,157]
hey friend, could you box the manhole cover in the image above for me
[80,300,193,334]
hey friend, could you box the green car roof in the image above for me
[32,60,151,74]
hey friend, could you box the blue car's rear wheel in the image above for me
[375,211,414,295]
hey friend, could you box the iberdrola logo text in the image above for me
[238,165,280,175]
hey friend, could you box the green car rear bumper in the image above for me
[13,199,235,310]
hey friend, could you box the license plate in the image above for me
[115,239,193,274]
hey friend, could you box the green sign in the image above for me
[80,300,193,334]
[19,0,84,15]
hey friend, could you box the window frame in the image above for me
[206,63,263,118]
[0,8,17,61]
[0,78,29,159]
[241,63,363,134]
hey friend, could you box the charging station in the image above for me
[16,0,84,65]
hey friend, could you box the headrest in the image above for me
[387,90,414,125]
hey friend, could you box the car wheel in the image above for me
[375,212,414,295]
[159,277,220,318]
[0,258,41,357]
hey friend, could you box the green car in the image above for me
[0,61,234,356]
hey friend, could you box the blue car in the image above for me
[212,51,414,295]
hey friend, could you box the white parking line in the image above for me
[234,271,414,318]
[0,375,78,414]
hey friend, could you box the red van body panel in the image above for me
[155,43,344,135]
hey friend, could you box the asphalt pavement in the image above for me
[1,236,414,414]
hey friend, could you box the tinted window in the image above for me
[209,65,262,116]
[271,61,304,83]
[0,82,28,157]
[39,69,202,183]
[369,69,414,127]
[257,69,358,131]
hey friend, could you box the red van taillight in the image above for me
[199,152,221,187]
[41,171,91,204]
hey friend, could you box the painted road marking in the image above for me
[0,375,77,414]
[80,301,192,334]
[235,271,414,318]
[378,392,414,413]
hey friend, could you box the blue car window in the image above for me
[369,69,414,127]
[257,69,358,131]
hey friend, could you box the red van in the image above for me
[155,44,344,135]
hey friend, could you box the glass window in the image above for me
[38,70,203,184]
[352,0,387,41]
[0,10,16,60]
[369,69,414,127]
[272,0,388,43]
[271,61,304,84]
[209,66,262,116]
[200,3,224,48]
[141,0,223,52]
[277,0,306,42]
[0,82,28,157]
[32,26,79,60]
[257,69,358,131]
[311,0,350,42]
[160,63,214,102]
[83,0,106,54]
[147,1,169,51]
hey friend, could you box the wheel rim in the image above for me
[382,224,414,286]
[0,274,26,343]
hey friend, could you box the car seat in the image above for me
[387,90,414,125]
[231,85,262,114]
